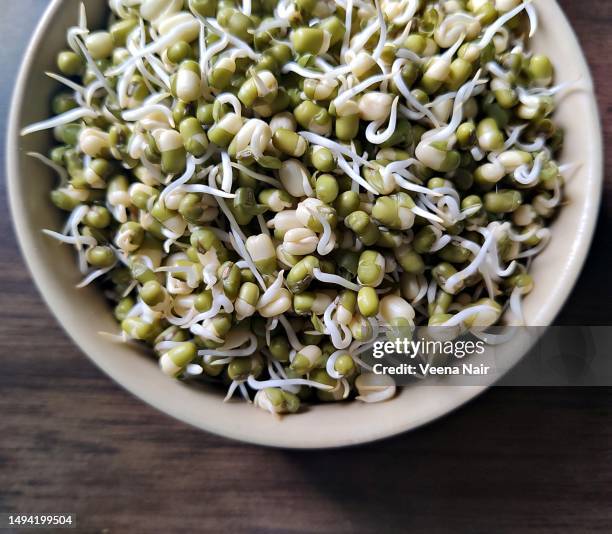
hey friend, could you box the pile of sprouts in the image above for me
[23,0,570,415]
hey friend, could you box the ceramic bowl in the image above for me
[7,0,602,448]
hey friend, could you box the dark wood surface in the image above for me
[1,1,611,532]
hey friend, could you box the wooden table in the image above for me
[1,1,611,532]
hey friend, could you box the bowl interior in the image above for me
[7,0,602,448]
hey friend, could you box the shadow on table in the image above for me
[280,387,612,532]
[556,210,611,326]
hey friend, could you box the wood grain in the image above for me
[1,1,612,532]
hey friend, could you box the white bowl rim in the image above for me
[6,0,604,448]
